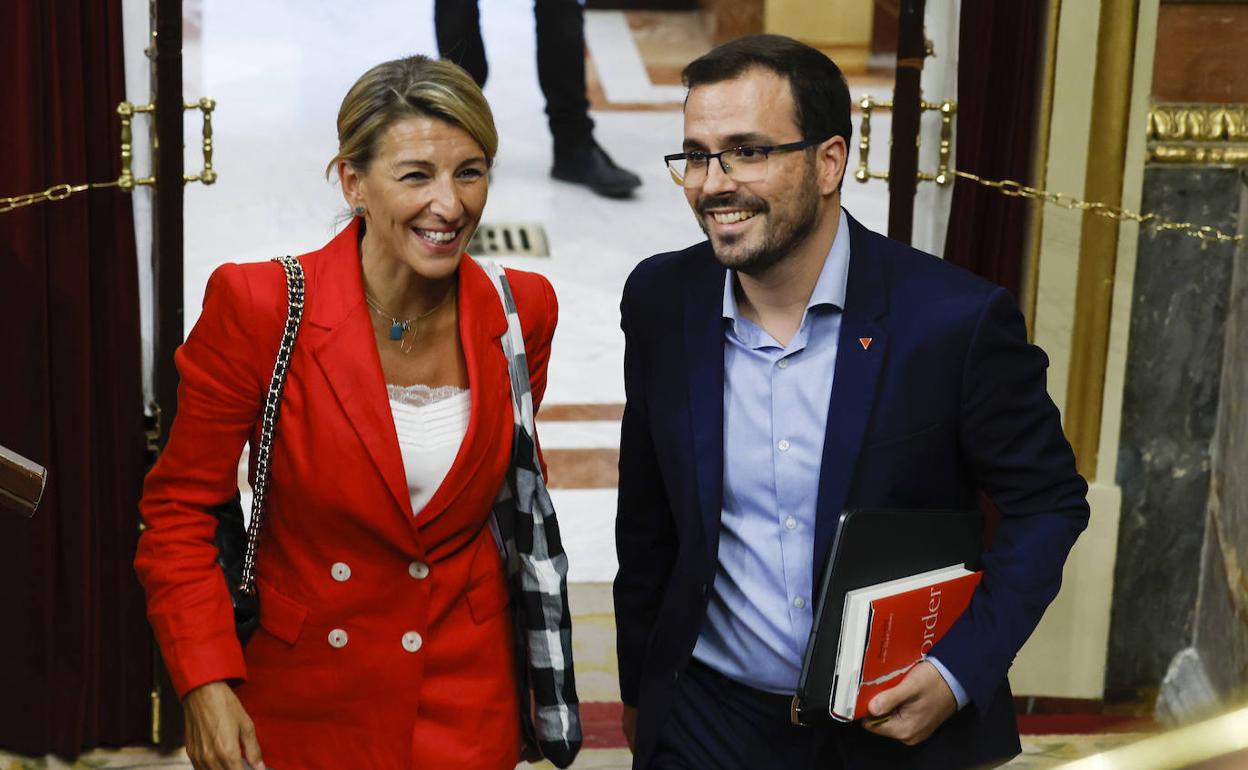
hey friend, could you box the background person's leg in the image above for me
[434,0,488,86]
[535,0,641,197]
[533,0,594,147]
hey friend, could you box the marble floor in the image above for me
[184,0,894,583]
[0,735,1154,770]
[0,586,1149,766]
[0,590,1152,769]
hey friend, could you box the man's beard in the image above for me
[697,164,820,276]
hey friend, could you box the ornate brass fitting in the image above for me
[854,94,958,186]
[117,97,217,188]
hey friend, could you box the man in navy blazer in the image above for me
[614,36,1089,770]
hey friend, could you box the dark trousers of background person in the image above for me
[434,0,595,149]
[648,660,844,770]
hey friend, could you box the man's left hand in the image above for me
[862,660,957,746]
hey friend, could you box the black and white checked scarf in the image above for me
[479,260,581,768]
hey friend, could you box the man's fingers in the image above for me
[862,663,957,747]
[885,713,926,743]
[864,692,905,739]
[868,670,918,716]
[864,705,929,746]
[867,689,897,717]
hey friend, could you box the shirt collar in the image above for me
[721,208,851,323]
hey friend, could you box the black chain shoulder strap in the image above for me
[239,255,305,594]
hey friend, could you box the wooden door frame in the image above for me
[150,0,187,749]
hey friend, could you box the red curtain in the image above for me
[0,0,152,757]
[942,0,1046,300]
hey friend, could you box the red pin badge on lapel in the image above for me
[859,337,873,351]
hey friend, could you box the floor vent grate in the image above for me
[469,222,550,257]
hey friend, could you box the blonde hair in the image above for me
[326,55,498,178]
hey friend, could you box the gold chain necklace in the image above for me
[364,286,454,354]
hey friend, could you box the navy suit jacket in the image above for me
[614,214,1089,770]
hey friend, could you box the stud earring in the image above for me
[354,205,365,215]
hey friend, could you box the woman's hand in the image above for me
[183,681,265,770]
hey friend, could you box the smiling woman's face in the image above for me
[342,115,489,280]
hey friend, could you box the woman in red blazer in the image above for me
[135,56,556,770]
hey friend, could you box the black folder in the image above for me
[791,508,984,726]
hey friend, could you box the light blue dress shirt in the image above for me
[692,211,968,709]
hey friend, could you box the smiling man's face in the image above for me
[682,67,822,276]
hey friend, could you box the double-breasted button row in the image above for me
[331,561,429,581]
[326,628,424,653]
[324,561,427,652]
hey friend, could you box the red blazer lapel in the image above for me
[299,222,510,525]
[303,221,413,518]
[414,257,509,526]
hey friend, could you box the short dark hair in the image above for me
[681,34,852,148]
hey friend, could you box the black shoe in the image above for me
[551,139,642,198]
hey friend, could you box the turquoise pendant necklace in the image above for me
[364,287,454,354]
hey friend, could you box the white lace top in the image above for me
[387,383,470,516]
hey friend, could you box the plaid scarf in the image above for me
[480,260,582,768]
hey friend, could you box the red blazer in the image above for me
[135,220,557,769]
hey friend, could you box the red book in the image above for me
[829,565,982,721]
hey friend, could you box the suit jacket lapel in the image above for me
[684,246,727,563]
[813,215,889,580]
[304,220,414,518]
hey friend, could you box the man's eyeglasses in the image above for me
[664,138,828,188]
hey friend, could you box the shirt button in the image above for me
[330,562,351,582]
[327,629,349,648]
[785,516,797,530]
[778,439,791,452]
[794,597,807,609]
[778,359,789,369]
[402,631,423,653]
[408,561,430,580]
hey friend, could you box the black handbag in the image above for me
[212,255,305,644]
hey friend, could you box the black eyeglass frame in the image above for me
[663,137,830,179]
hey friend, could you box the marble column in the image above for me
[1108,166,1247,699]
[1158,178,1248,720]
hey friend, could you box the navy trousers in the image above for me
[648,660,844,770]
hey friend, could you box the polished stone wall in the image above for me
[1107,165,1247,693]
[1188,182,1248,706]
